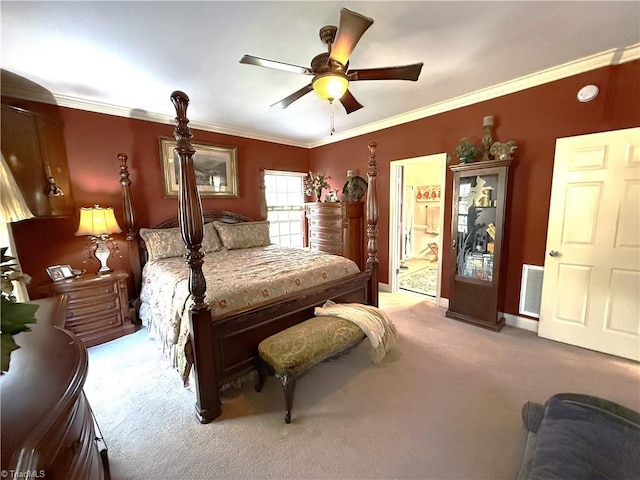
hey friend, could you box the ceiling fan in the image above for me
[239,8,423,114]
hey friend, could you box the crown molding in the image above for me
[309,43,640,148]
[4,44,638,150]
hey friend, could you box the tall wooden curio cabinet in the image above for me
[446,159,512,331]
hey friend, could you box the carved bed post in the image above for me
[170,91,221,423]
[366,141,379,307]
[118,153,141,301]
[259,167,267,221]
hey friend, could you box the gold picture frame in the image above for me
[159,136,239,198]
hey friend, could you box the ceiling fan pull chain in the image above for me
[330,101,336,136]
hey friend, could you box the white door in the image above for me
[539,127,640,361]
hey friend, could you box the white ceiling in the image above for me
[2,1,639,148]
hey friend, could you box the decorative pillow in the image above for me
[140,222,223,261]
[213,220,271,250]
[203,222,224,252]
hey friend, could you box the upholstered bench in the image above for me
[255,315,366,423]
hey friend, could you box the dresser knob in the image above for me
[66,312,74,318]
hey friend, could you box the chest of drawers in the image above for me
[43,270,135,347]
[0,296,108,479]
[305,201,364,269]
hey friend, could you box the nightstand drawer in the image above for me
[66,310,124,334]
[66,296,120,320]
[66,282,118,302]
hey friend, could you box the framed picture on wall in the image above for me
[416,185,441,202]
[158,136,239,198]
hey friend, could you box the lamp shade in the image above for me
[312,73,349,102]
[0,153,34,223]
[75,205,121,237]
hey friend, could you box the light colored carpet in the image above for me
[84,292,640,480]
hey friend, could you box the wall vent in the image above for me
[519,265,544,318]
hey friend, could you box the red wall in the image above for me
[10,106,309,298]
[10,61,640,317]
[309,61,640,317]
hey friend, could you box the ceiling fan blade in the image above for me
[329,9,374,67]
[348,63,424,82]
[240,55,312,76]
[270,84,314,109]
[339,88,364,114]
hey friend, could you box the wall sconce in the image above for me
[45,164,64,197]
[75,205,121,274]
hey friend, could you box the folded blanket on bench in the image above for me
[314,300,397,362]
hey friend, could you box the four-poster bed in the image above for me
[119,91,379,423]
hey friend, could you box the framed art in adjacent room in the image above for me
[159,136,239,198]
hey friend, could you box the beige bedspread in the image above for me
[139,245,360,382]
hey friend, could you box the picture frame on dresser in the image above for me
[46,264,75,281]
[158,136,239,198]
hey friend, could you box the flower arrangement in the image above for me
[1,247,38,373]
[304,172,331,201]
[455,138,480,164]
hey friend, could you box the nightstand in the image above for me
[43,270,135,347]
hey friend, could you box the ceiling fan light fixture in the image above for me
[312,72,348,102]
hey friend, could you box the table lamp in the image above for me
[75,205,121,274]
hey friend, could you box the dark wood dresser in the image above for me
[0,295,108,479]
[42,270,135,347]
[305,201,364,269]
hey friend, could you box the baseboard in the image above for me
[504,313,539,333]
[382,288,538,333]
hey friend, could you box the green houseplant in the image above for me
[1,247,38,373]
[455,138,480,164]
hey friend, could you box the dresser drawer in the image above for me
[309,229,342,243]
[307,216,343,229]
[306,203,341,216]
[48,393,88,475]
[309,241,342,255]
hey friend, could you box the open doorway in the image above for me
[389,154,447,304]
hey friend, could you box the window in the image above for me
[264,170,306,248]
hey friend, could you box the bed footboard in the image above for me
[191,270,371,423]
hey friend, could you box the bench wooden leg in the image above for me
[280,372,296,424]
[254,357,267,393]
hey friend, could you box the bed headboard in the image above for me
[151,210,253,230]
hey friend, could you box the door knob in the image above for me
[549,250,561,257]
